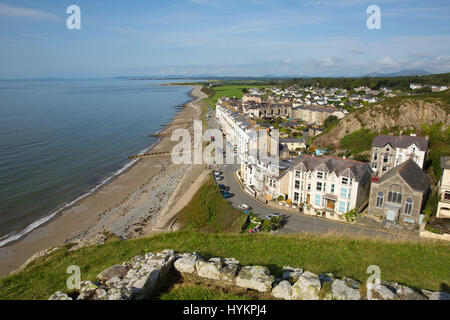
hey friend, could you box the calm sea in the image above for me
[0,78,196,246]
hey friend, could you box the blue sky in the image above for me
[0,0,449,78]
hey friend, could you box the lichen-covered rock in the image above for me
[272,281,292,300]
[76,281,99,300]
[235,266,274,292]
[331,279,361,300]
[292,271,321,300]
[424,291,450,300]
[49,291,72,300]
[282,266,303,283]
[174,252,201,274]
[97,265,129,282]
[196,259,223,280]
[92,288,108,300]
[367,284,399,300]
[381,281,426,300]
[105,287,133,300]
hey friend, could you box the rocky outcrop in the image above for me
[235,266,274,292]
[331,279,361,300]
[48,250,449,300]
[272,281,293,300]
[314,98,450,148]
[292,271,321,300]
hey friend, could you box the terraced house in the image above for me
[367,159,431,229]
[370,134,429,176]
[285,156,372,221]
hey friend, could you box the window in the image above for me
[373,153,378,161]
[444,191,450,201]
[387,184,402,204]
[376,192,384,207]
[331,184,335,193]
[307,183,311,191]
[317,171,323,179]
[338,201,346,213]
[383,155,389,163]
[294,192,299,202]
[295,171,301,178]
[382,166,387,172]
[316,182,322,191]
[341,177,349,185]
[315,195,321,206]
[340,188,347,199]
[295,180,300,189]
[405,198,413,214]
[372,163,378,169]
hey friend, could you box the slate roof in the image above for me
[372,135,429,151]
[374,159,431,193]
[291,155,372,183]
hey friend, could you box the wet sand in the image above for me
[0,86,208,278]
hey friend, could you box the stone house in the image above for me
[437,157,450,219]
[367,159,431,228]
[370,134,429,176]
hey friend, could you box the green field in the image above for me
[0,230,449,300]
[204,85,268,109]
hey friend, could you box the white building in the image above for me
[370,134,429,176]
[437,157,450,219]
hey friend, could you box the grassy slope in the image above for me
[178,175,248,233]
[159,284,252,300]
[0,231,449,299]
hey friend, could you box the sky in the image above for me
[0,0,449,78]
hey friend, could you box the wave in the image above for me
[0,142,160,248]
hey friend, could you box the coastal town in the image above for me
[1,0,449,305]
[211,83,449,236]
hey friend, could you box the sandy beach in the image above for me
[0,86,209,278]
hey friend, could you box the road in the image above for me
[206,110,418,240]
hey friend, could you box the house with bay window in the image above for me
[367,159,431,229]
[286,155,372,221]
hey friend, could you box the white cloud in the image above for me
[0,3,61,21]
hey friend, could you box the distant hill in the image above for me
[365,69,431,77]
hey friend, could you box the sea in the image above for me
[0,78,197,247]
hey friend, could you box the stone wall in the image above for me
[49,250,449,301]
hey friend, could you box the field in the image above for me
[204,85,268,108]
[0,230,449,299]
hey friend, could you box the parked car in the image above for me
[238,204,251,211]
[264,213,281,221]
[223,191,231,198]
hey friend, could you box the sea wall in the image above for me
[49,250,450,301]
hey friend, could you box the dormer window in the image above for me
[317,171,323,179]
[341,177,349,185]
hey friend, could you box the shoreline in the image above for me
[0,85,208,278]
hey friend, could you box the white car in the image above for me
[238,204,251,211]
